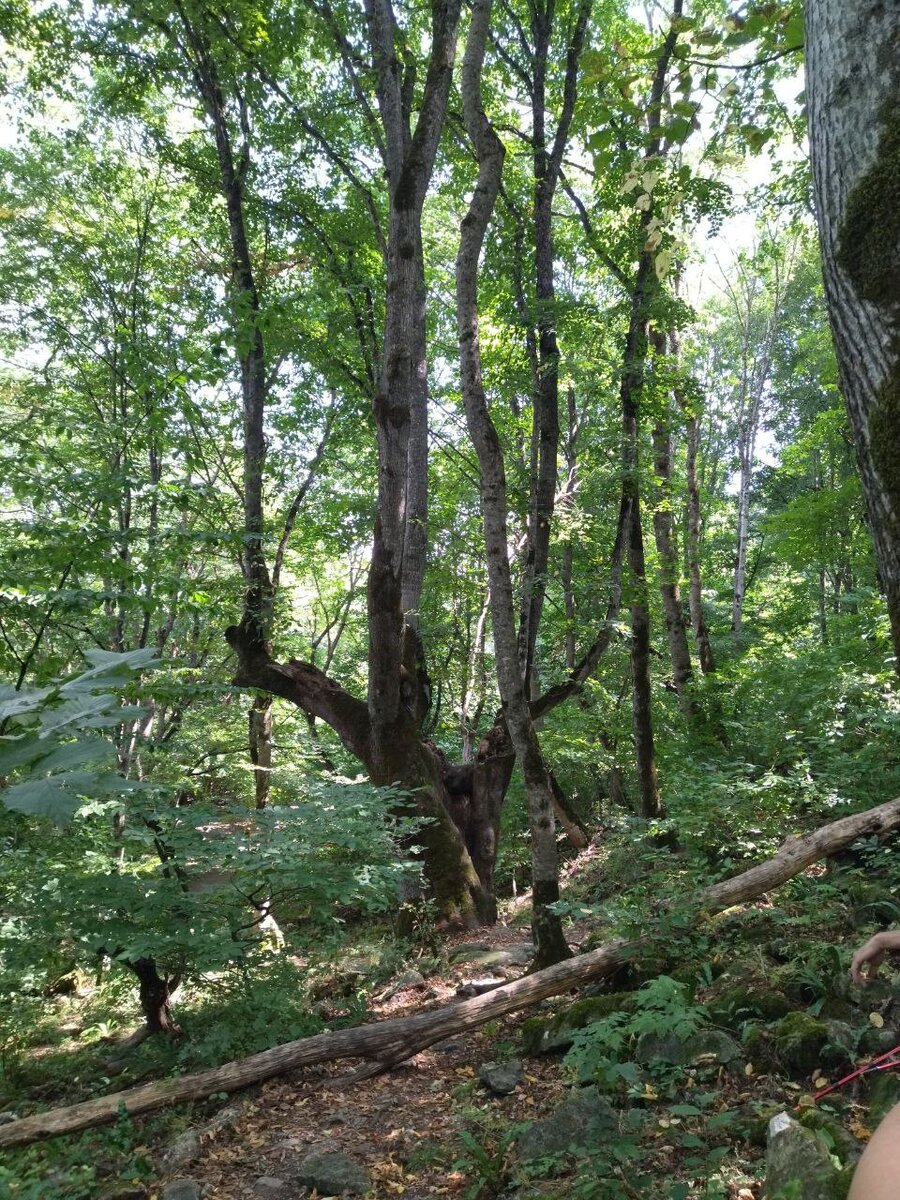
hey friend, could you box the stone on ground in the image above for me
[516,1087,617,1161]
[296,1149,372,1195]
[162,1181,203,1200]
[479,1059,524,1095]
[765,1111,846,1200]
[254,1177,287,1198]
[160,1129,201,1172]
[635,1028,742,1068]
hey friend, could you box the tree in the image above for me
[456,0,570,967]
[806,0,900,670]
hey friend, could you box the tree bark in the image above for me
[225,628,493,924]
[561,385,579,671]
[456,0,570,968]
[7,796,900,1149]
[364,0,463,760]
[676,328,716,674]
[249,694,273,809]
[517,0,592,692]
[806,0,900,668]
[129,959,182,1038]
[649,330,694,713]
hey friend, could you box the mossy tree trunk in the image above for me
[806,0,900,670]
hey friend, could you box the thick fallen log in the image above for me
[2,796,898,1150]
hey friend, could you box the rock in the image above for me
[634,1028,742,1068]
[797,1109,862,1166]
[205,1104,241,1137]
[454,945,534,969]
[857,1023,899,1056]
[377,967,427,1001]
[745,1012,853,1075]
[868,1071,900,1124]
[160,1130,201,1173]
[297,1149,371,1195]
[707,985,793,1029]
[162,1181,202,1200]
[765,1111,847,1199]
[394,968,426,989]
[449,942,492,961]
[516,1087,617,1161]
[0,1112,18,1126]
[479,1060,524,1095]
[254,1178,287,1199]
[521,994,637,1057]
[456,977,505,998]
[435,1039,464,1053]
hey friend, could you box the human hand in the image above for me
[851,934,887,986]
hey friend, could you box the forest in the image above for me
[0,0,899,1196]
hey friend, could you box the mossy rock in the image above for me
[744,1013,854,1075]
[857,1022,900,1056]
[521,993,637,1057]
[707,985,793,1030]
[634,1027,742,1069]
[797,1109,862,1166]
[738,1101,786,1148]
[817,998,854,1022]
[766,1114,852,1200]
[866,1071,900,1124]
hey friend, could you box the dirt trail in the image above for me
[182,922,576,1199]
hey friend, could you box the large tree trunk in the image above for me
[731,411,758,638]
[7,796,900,1150]
[363,0,462,764]
[456,0,570,968]
[225,630,493,924]
[561,385,579,671]
[806,0,900,668]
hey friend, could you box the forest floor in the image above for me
[185,921,575,1200]
[5,827,900,1199]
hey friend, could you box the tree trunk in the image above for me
[457,0,570,968]
[517,0,592,691]
[226,630,493,924]
[620,255,663,821]
[650,330,694,712]
[731,422,756,637]
[249,694,273,809]
[364,0,462,765]
[677,331,716,674]
[129,959,182,1038]
[806,0,900,669]
[561,384,578,671]
[8,796,900,1149]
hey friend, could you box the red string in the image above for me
[809,1041,900,1104]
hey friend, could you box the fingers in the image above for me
[851,940,885,986]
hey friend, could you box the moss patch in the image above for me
[521,993,637,1056]
[743,1012,854,1075]
[707,984,793,1030]
[836,105,900,315]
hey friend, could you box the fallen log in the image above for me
[2,796,898,1150]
